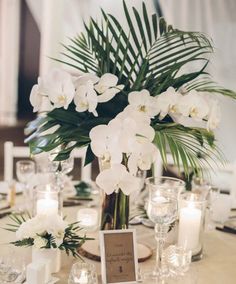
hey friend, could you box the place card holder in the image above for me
[99,229,138,284]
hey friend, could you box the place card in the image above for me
[99,229,138,284]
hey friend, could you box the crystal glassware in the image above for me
[145,177,178,280]
[164,245,192,276]
[0,256,26,283]
[16,160,35,210]
[68,262,98,284]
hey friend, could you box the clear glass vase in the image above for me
[98,158,130,230]
[100,190,129,230]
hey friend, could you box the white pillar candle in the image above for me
[77,208,98,230]
[36,198,58,215]
[178,203,202,251]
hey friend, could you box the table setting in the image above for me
[1,1,236,283]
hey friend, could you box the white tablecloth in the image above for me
[0,201,236,284]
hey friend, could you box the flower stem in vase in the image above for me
[100,190,129,230]
[117,190,129,229]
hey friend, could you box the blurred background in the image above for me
[0,0,236,179]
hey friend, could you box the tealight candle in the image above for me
[77,208,98,230]
[35,184,59,215]
[77,269,88,284]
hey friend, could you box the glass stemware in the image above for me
[145,177,179,280]
[16,160,35,210]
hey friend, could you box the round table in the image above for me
[0,199,236,284]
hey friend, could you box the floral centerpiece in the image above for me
[5,213,87,258]
[26,1,235,230]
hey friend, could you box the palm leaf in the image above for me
[153,123,224,176]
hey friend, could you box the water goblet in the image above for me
[16,160,35,210]
[145,177,178,281]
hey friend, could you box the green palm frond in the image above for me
[186,78,236,99]
[61,1,213,94]
[153,123,225,176]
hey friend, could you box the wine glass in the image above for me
[16,160,35,208]
[145,177,178,280]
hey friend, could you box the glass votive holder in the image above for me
[211,192,232,224]
[191,177,211,200]
[34,184,61,216]
[177,192,207,261]
[164,245,192,276]
[77,208,99,231]
[68,262,98,284]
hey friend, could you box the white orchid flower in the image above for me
[116,107,155,142]
[89,124,123,164]
[43,68,75,109]
[207,100,221,130]
[74,80,98,116]
[29,78,53,112]
[29,81,43,113]
[177,90,209,121]
[108,116,138,154]
[95,73,124,103]
[127,139,158,175]
[156,87,182,119]
[74,73,99,87]
[128,89,159,118]
[108,109,155,155]
[118,106,151,125]
[96,164,140,195]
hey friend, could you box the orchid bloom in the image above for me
[74,73,123,116]
[128,89,159,118]
[43,68,75,109]
[207,100,221,130]
[89,124,123,164]
[95,73,124,103]
[29,78,53,112]
[127,138,158,175]
[116,107,155,143]
[177,90,209,121]
[74,80,98,116]
[96,164,140,195]
[156,87,182,119]
[74,73,99,116]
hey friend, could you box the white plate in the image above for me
[0,181,24,194]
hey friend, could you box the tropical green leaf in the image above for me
[153,123,224,176]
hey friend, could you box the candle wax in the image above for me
[178,206,202,251]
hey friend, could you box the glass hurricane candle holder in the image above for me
[68,262,98,284]
[178,192,207,261]
[77,208,99,232]
[34,184,61,216]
